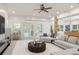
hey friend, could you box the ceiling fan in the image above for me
[34,4,52,13]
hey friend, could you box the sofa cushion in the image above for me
[40,37,53,43]
[76,38,79,45]
[56,35,65,41]
[54,40,79,49]
[68,36,78,44]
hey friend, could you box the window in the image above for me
[65,25,70,31]
[14,23,21,31]
[72,25,77,30]
[78,25,79,30]
[58,25,63,31]
[50,25,53,32]
[37,24,42,32]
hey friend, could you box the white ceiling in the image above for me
[0,3,79,19]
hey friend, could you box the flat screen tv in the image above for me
[0,15,5,34]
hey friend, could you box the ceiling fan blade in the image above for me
[39,10,42,13]
[34,9,40,10]
[44,9,48,12]
[45,7,52,9]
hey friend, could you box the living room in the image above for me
[0,3,79,55]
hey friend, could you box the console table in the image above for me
[64,31,79,37]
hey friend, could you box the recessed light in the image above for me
[49,15,52,17]
[33,14,36,16]
[56,11,59,14]
[12,11,15,14]
[70,5,74,8]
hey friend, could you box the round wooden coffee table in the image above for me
[28,41,46,53]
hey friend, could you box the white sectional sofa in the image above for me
[0,38,10,54]
[55,35,79,48]
[54,39,79,49]
[0,42,9,54]
[51,35,79,55]
[40,36,57,43]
